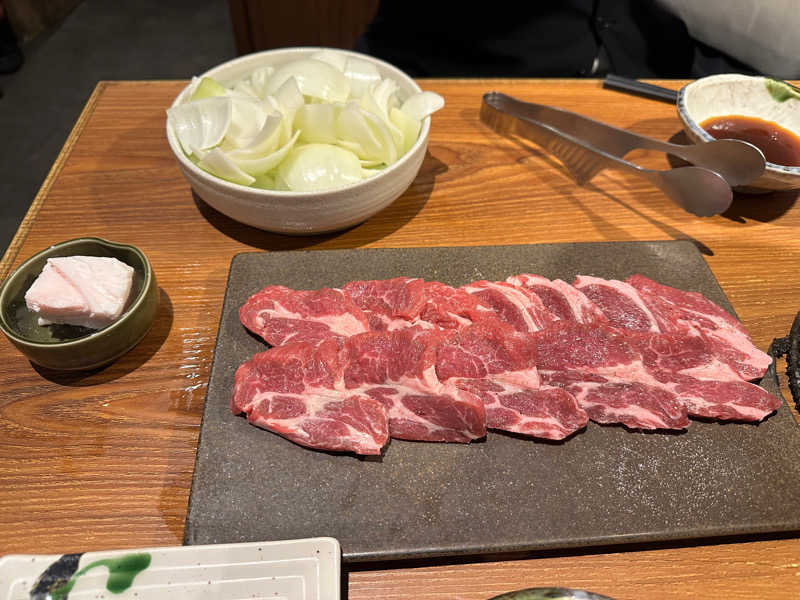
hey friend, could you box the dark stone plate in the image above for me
[185,241,800,562]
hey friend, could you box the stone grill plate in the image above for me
[185,241,800,562]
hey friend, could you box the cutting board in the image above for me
[185,241,800,562]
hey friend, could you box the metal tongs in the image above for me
[480,92,766,217]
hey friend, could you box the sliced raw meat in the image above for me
[240,285,369,346]
[564,380,688,430]
[535,321,690,430]
[434,321,587,439]
[627,274,772,380]
[341,329,487,442]
[417,281,490,329]
[507,274,607,324]
[434,321,538,385]
[669,377,781,421]
[573,275,660,332]
[342,277,427,331]
[626,328,742,381]
[232,341,389,455]
[626,330,781,421]
[471,383,587,440]
[537,322,779,426]
[462,280,557,333]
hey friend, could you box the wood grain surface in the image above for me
[1,79,799,598]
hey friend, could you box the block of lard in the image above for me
[24,256,135,329]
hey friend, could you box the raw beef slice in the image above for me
[537,322,779,427]
[341,329,487,442]
[436,321,588,440]
[507,274,607,324]
[573,275,660,332]
[232,340,389,454]
[535,321,691,430]
[462,280,558,333]
[342,277,427,330]
[240,285,370,346]
[627,274,772,380]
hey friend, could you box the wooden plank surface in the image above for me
[1,79,799,598]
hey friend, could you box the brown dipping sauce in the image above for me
[700,115,800,166]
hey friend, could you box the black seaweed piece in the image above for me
[29,553,82,600]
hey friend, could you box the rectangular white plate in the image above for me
[0,537,340,600]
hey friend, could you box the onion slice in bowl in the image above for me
[277,143,363,191]
[167,96,232,156]
[229,130,302,176]
[401,91,445,121]
[198,148,256,186]
[265,58,350,103]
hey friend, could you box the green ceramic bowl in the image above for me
[0,238,158,370]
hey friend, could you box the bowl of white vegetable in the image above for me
[166,47,444,235]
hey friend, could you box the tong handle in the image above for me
[484,91,681,159]
[480,92,642,185]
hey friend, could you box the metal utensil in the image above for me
[484,91,766,188]
[481,92,735,216]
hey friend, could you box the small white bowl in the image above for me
[677,73,800,192]
[166,47,430,235]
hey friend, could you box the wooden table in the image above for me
[1,79,799,598]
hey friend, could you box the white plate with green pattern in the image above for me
[0,538,339,600]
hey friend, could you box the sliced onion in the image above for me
[265,58,350,102]
[361,108,398,165]
[191,76,227,101]
[360,79,404,152]
[390,106,421,154]
[309,49,347,72]
[252,172,275,189]
[344,57,382,98]
[277,143,362,191]
[360,158,384,168]
[229,129,301,176]
[198,148,255,185]
[401,91,445,121]
[295,103,339,144]
[167,96,231,155]
[231,80,261,99]
[275,76,304,112]
[249,65,275,98]
[265,95,293,147]
[226,97,270,146]
[226,114,282,159]
[336,102,384,162]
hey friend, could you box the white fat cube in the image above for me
[25,256,135,329]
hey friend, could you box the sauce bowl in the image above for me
[677,73,800,192]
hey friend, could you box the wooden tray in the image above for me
[185,241,800,562]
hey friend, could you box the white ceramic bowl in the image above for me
[677,73,800,192]
[166,47,430,234]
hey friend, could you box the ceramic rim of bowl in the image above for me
[0,237,154,348]
[165,46,432,199]
[677,74,800,175]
